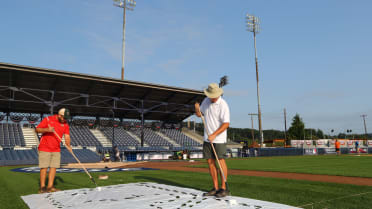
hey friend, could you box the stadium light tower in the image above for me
[246,13,264,146]
[113,0,136,80]
[361,114,368,139]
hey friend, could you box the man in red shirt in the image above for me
[36,108,72,193]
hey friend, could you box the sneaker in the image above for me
[46,187,61,193]
[203,188,218,196]
[215,189,229,198]
[38,187,47,194]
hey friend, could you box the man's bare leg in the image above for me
[207,159,219,190]
[47,168,56,189]
[218,159,228,190]
[40,168,47,188]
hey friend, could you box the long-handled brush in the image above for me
[45,118,98,188]
[51,130,98,188]
[200,114,230,194]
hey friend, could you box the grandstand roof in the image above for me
[0,62,205,121]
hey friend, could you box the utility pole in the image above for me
[284,108,287,145]
[248,113,258,145]
[246,13,264,146]
[361,115,368,140]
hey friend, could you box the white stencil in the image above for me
[22,182,301,209]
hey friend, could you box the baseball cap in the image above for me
[58,108,71,120]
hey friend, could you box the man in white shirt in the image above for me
[195,83,230,197]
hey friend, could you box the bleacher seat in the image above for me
[101,127,140,146]
[0,148,101,166]
[130,128,173,147]
[0,123,26,147]
[161,129,202,147]
[70,126,102,147]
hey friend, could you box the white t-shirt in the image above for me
[200,96,230,143]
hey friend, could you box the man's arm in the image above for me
[195,102,202,117]
[64,134,73,153]
[208,122,230,142]
[35,127,54,134]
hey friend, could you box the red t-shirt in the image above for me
[37,115,70,152]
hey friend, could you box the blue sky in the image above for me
[1,0,371,134]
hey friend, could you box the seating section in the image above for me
[161,129,202,147]
[70,126,102,147]
[101,127,140,146]
[0,122,201,148]
[0,148,101,166]
[60,149,101,164]
[0,123,26,147]
[130,128,173,147]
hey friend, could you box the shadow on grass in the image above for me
[134,175,207,192]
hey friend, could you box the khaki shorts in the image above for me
[203,142,227,159]
[38,151,61,168]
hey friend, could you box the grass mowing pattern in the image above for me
[1,165,372,209]
[193,155,372,178]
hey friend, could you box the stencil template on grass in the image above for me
[22,182,302,209]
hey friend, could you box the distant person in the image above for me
[355,140,359,154]
[121,150,125,162]
[195,83,230,198]
[335,139,341,155]
[36,108,72,193]
[114,146,121,162]
[104,152,111,162]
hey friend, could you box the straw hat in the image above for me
[204,83,223,98]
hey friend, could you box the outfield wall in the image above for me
[241,147,372,158]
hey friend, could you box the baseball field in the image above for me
[2,155,372,209]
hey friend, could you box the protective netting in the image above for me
[22,182,301,209]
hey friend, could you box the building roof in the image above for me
[0,62,205,121]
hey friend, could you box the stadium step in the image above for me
[154,131,180,147]
[181,128,204,144]
[90,129,112,147]
[21,127,39,148]
[124,130,149,147]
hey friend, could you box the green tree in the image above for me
[305,128,318,140]
[287,114,305,140]
[316,129,324,139]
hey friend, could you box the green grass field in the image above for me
[1,155,372,209]
[195,155,372,177]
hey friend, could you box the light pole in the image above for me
[346,129,352,139]
[246,13,264,146]
[361,115,368,140]
[113,0,136,80]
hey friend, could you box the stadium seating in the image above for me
[60,149,101,164]
[100,127,140,146]
[70,126,102,147]
[0,148,101,166]
[130,128,173,147]
[161,129,202,147]
[0,123,26,147]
